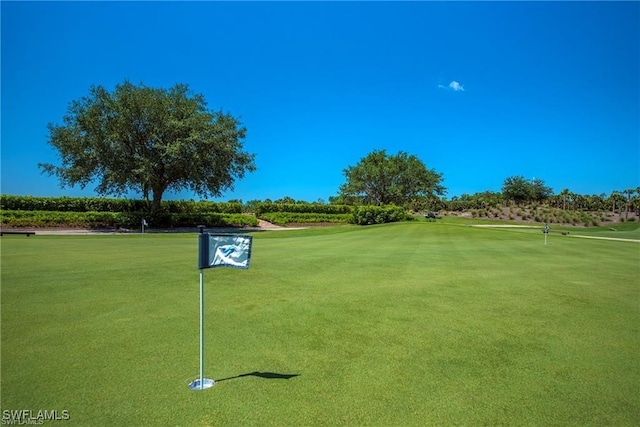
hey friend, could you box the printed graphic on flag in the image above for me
[199,234,252,269]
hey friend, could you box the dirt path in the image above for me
[470,225,541,228]
[470,224,639,242]
[568,235,640,243]
[3,219,304,235]
[257,219,286,230]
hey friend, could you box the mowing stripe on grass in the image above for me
[1,223,638,425]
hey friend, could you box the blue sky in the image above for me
[2,1,639,202]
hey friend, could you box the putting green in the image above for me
[1,222,638,425]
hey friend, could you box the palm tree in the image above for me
[623,188,637,219]
[633,188,640,217]
[598,193,607,211]
[560,188,570,210]
[567,191,578,211]
[609,191,625,216]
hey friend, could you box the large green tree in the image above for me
[40,81,255,213]
[529,178,553,203]
[502,176,552,205]
[337,149,445,206]
[501,176,531,205]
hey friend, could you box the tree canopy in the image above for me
[39,80,255,213]
[337,149,446,207]
[502,176,553,205]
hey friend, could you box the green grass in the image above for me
[437,215,640,241]
[2,222,639,425]
[562,222,640,240]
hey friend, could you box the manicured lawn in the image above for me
[1,222,638,425]
[562,221,640,240]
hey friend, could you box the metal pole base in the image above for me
[188,378,215,390]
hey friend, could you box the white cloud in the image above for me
[449,81,464,91]
[438,81,465,92]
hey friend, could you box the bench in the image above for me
[0,231,36,237]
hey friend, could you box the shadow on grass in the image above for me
[215,371,300,382]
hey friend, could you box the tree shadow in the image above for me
[215,371,300,382]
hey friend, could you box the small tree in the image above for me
[530,178,553,203]
[623,188,637,219]
[501,176,531,206]
[608,191,626,215]
[40,80,256,213]
[632,188,640,217]
[502,176,551,206]
[338,149,446,206]
[274,196,297,204]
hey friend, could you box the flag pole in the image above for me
[199,268,205,388]
[189,226,214,390]
[544,223,549,245]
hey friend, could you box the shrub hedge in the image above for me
[350,205,409,225]
[255,204,410,226]
[0,210,257,229]
[1,195,412,228]
[259,212,351,226]
[0,195,242,214]
[254,203,353,216]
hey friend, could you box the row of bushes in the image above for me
[0,195,242,214]
[259,212,352,226]
[254,205,409,226]
[1,195,410,227]
[1,207,408,228]
[254,202,353,216]
[0,210,258,229]
[161,200,242,214]
[351,205,409,225]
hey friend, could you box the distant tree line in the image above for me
[444,180,640,219]
[38,80,638,223]
[247,183,639,219]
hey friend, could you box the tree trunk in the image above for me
[150,189,164,214]
[625,192,632,219]
[142,184,151,213]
